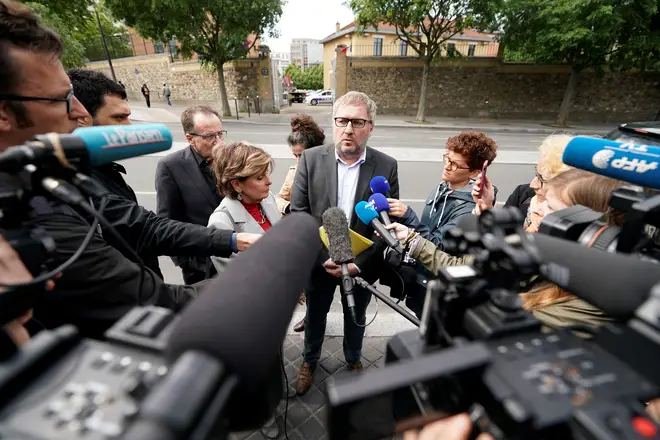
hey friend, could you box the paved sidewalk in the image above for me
[129,102,617,135]
[229,334,394,440]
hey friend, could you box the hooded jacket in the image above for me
[413,181,477,251]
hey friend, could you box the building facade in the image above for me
[270,51,291,75]
[320,22,500,89]
[290,38,323,70]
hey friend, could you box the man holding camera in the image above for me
[0,0,254,338]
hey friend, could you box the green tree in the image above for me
[499,0,658,126]
[104,0,284,116]
[79,4,132,62]
[26,2,87,68]
[284,63,324,89]
[349,0,500,122]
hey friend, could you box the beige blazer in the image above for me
[207,193,281,272]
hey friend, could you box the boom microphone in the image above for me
[562,136,660,190]
[323,207,358,322]
[129,213,321,436]
[355,201,404,254]
[370,175,391,194]
[0,123,172,173]
[368,193,397,240]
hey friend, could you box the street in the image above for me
[119,104,607,336]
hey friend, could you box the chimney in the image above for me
[336,22,341,32]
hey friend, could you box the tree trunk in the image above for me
[415,57,431,123]
[556,65,580,127]
[217,64,232,118]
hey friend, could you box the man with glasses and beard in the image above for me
[290,91,400,395]
[0,1,252,338]
[156,106,238,284]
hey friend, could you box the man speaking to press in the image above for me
[0,0,252,338]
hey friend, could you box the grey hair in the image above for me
[332,91,377,121]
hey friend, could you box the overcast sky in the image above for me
[262,0,356,53]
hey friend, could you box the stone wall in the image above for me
[87,54,279,113]
[344,57,660,122]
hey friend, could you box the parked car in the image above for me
[605,121,660,146]
[289,90,307,103]
[305,89,334,106]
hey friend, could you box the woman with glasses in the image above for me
[472,134,573,231]
[385,132,497,318]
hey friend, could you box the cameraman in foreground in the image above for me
[0,0,216,338]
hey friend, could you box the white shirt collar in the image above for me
[335,148,367,166]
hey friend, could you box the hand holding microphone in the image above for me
[355,201,404,254]
[322,208,359,321]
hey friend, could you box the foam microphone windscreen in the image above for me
[530,233,660,317]
[370,175,390,194]
[165,214,320,400]
[323,207,354,264]
[368,193,390,212]
[355,200,379,225]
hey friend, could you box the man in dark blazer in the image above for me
[291,91,399,395]
[156,106,254,284]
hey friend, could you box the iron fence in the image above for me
[348,40,500,58]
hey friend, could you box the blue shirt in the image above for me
[335,148,367,224]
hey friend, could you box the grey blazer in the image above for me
[207,193,281,272]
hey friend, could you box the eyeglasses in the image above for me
[189,130,227,141]
[442,154,471,171]
[0,89,75,114]
[334,117,371,129]
[534,165,546,188]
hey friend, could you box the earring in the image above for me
[237,192,243,201]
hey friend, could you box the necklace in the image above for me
[257,205,266,224]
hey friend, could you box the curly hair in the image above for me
[211,141,273,199]
[446,131,498,170]
[287,114,325,149]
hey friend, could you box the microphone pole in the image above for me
[354,276,420,327]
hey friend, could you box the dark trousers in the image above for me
[303,270,372,366]
[144,95,151,108]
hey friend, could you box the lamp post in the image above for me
[91,1,116,81]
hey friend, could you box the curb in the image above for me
[131,117,607,135]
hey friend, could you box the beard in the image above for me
[334,137,366,158]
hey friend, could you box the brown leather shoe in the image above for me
[293,318,305,332]
[348,361,364,372]
[296,361,314,395]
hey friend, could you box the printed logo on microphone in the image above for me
[592,150,614,169]
[101,127,166,149]
[591,148,658,173]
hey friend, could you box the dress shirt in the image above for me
[335,148,367,224]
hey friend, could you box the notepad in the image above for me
[319,227,373,257]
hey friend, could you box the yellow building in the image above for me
[320,21,500,90]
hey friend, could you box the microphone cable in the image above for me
[280,345,291,440]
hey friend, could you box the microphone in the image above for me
[562,136,660,190]
[126,213,321,436]
[323,207,358,322]
[368,193,398,240]
[0,123,172,173]
[530,233,660,317]
[370,175,391,194]
[355,200,404,254]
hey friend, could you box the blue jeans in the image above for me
[303,270,372,366]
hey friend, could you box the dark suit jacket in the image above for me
[155,146,223,272]
[290,144,399,281]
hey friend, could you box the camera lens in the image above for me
[577,220,621,253]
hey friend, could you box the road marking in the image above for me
[141,142,539,164]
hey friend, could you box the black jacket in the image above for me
[89,164,233,278]
[505,183,535,219]
[155,147,224,273]
[24,196,210,339]
[290,144,399,282]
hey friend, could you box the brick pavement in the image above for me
[229,334,391,440]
